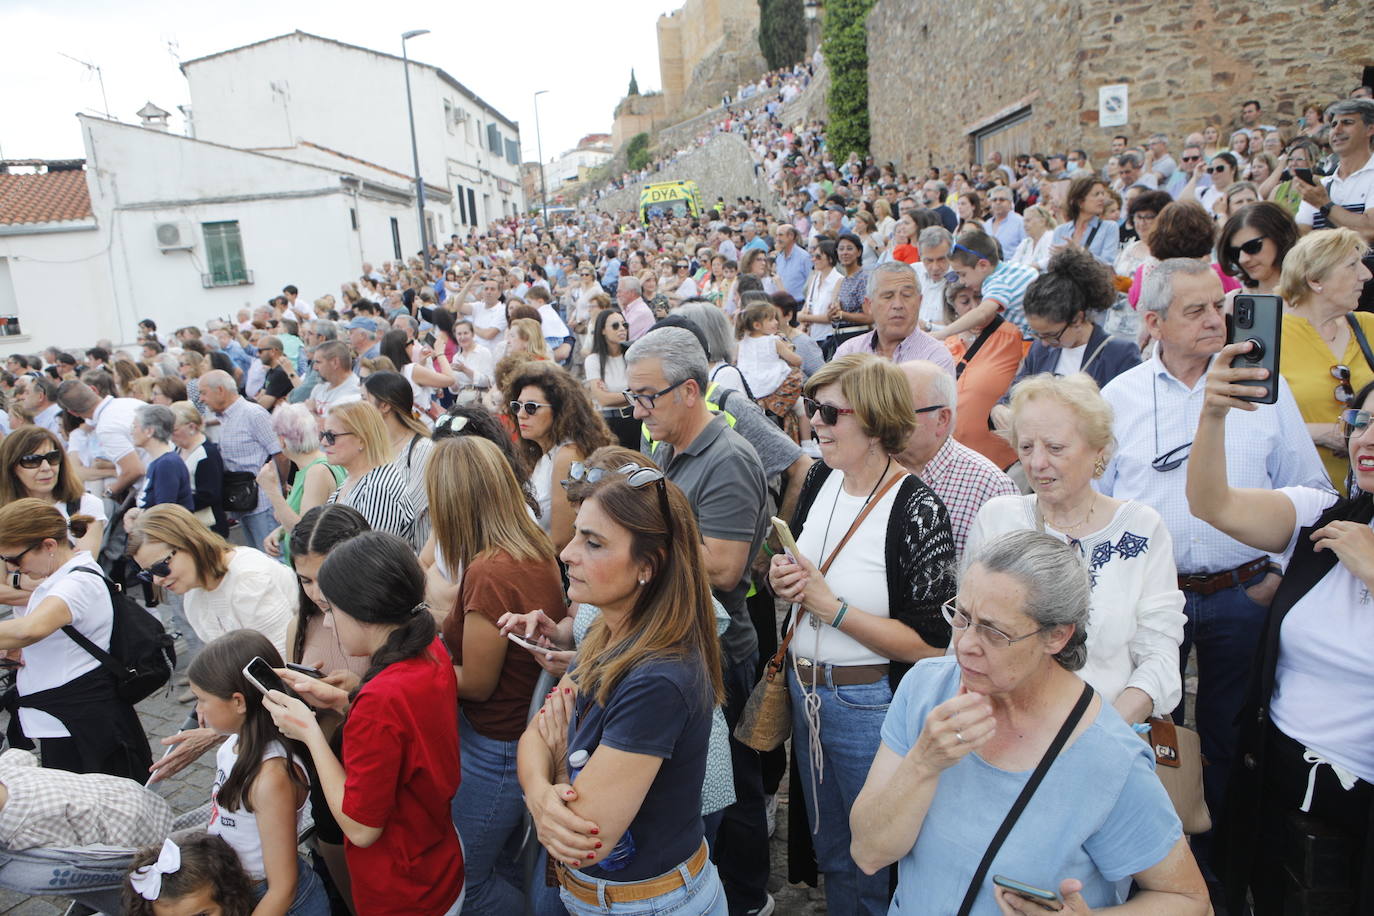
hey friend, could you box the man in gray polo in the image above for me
[625,326,772,916]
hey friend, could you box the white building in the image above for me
[545,134,614,194]
[181,31,524,232]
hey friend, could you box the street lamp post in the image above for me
[401,29,431,273]
[533,90,550,226]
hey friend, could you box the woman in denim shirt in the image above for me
[1051,175,1121,268]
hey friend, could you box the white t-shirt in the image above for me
[182,548,297,656]
[914,262,947,329]
[55,493,108,526]
[791,470,904,667]
[736,335,791,398]
[17,553,112,737]
[584,353,628,395]
[310,375,362,422]
[1270,486,1374,782]
[471,301,508,351]
[208,735,309,879]
[1054,343,1088,375]
[91,397,145,475]
[804,268,842,341]
[451,345,494,389]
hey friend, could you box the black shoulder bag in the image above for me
[956,681,1094,916]
[955,315,1007,379]
[1346,314,1374,374]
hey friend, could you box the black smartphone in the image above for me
[1228,293,1284,405]
[422,332,437,348]
[992,875,1064,910]
[242,657,300,700]
[285,662,324,679]
[1294,168,1315,186]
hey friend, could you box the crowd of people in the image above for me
[0,75,1370,916]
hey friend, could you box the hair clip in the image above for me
[410,601,429,618]
[130,839,181,900]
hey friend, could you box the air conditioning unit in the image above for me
[452,108,469,124]
[155,221,194,252]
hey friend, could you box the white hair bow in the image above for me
[130,838,181,901]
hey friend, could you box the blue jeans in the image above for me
[559,846,727,916]
[251,855,331,916]
[452,711,534,914]
[787,663,892,916]
[235,507,280,555]
[713,652,770,915]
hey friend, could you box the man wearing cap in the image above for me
[347,317,381,364]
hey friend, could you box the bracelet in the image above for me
[831,598,849,629]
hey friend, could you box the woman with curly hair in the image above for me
[506,362,612,551]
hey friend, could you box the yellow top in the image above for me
[1279,311,1374,485]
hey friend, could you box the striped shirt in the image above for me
[978,259,1039,337]
[328,463,415,543]
[215,397,280,515]
[1296,157,1374,230]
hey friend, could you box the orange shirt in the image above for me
[945,321,1024,469]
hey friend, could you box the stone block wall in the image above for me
[867,0,1369,170]
[588,133,777,218]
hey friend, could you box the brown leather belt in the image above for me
[1177,556,1270,596]
[557,840,708,905]
[793,658,889,685]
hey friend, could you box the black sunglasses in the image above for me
[1152,442,1193,473]
[319,430,356,446]
[1333,365,1354,404]
[802,396,858,426]
[1224,237,1266,264]
[16,450,62,470]
[137,549,177,584]
[0,542,41,566]
[1207,165,1229,174]
[509,400,551,416]
[914,404,946,416]
[606,321,625,330]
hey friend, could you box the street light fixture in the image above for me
[401,29,431,273]
[533,90,550,226]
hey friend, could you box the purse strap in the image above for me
[1347,314,1374,374]
[770,471,904,669]
[956,680,1095,916]
[955,315,1006,379]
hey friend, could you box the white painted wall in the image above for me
[0,225,116,352]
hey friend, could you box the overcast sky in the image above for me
[1,0,677,164]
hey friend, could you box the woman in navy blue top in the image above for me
[127,404,194,525]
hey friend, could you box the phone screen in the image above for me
[1294,168,1315,185]
[243,657,293,698]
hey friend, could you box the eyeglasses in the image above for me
[623,377,688,410]
[563,462,673,544]
[1151,374,1193,472]
[1207,165,1229,174]
[16,450,62,470]
[509,400,552,416]
[1340,408,1372,439]
[1333,365,1354,404]
[1180,155,1201,163]
[319,430,356,446]
[136,549,177,584]
[433,413,470,434]
[941,599,1047,649]
[802,396,857,425]
[1224,237,1266,263]
[1031,322,1073,344]
[1133,212,1157,225]
[0,542,41,567]
[914,404,946,416]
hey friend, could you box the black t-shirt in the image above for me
[262,366,293,399]
[568,655,711,881]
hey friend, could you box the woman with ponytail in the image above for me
[265,531,463,916]
[360,371,434,549]
[0,498,151,779]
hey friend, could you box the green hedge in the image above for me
[823,0,876,160]
[626,132,652,172]
[758,0,806,70]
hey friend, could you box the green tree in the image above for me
[628,69,640,96]
[823,0,875,160]
[626,132,652,172]
[758,0,806,70]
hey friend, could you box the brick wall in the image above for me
[867,0,1369,170]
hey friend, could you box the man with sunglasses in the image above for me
[624,326,773,916]
[1097,259,1326,879]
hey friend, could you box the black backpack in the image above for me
[62,566,176,704]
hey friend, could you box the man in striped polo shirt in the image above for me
[1295,98,1374,309]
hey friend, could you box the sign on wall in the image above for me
[1099,84,1129,128]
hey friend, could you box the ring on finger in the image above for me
[956,731,965,743]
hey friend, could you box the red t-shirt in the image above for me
[892,244,921,264]
[342,638,463,915]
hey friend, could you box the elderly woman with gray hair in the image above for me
[123,404,194,529]
[852,531,1207,914]
[260,404,347,562]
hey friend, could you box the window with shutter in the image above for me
[202,221,248,285]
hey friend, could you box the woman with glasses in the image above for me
[0,498,152,780]
[1115,190,1173,281]
[260,404,347,563]
[507,362,612,552]
[517,448,728,916]
[1265,139,1323,216]
[584,309,638,449]
[967,373,1185,726]
[852,530,1205,913]
[639,269,671,318]
[1277,228,1374,486]
[0,427,106,565]
[569,263,606,334]
[1216,201,1300,298]
[1183,151,1239,219]
[1128,201,1243,309]
[425,436,568,912]
[767,354,956,915]
[320,401,415,543]
[1189,353,1374,914]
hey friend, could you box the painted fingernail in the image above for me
[563,687,572,694]
[594,841,602,849]
[586,852,596,859]
[589,827,599,835]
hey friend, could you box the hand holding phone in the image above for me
[992,875,1064,911]
[1294,167,1316,186]
[506,631,550,653]
[285,662,324,679]
[1227,294,1283,405]
[242,657,301,702]
[770,516,800,561]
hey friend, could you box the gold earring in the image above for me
[1093,456,1107,478]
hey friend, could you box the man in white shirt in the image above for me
[982,188,1025,260]
[1295,99,1374,307]
[306,340,362,426]
[55,382,145,498]
[1098,259,1327,869]
[913,227,954,332]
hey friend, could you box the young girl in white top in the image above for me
[736,302,805,441]
[190,629,329,916]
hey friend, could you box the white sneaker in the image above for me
[745,894,775,916]
[765,792,779,837]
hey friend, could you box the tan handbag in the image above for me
[734,472,903,752]
[1142,717,1211,835]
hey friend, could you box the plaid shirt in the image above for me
[216,397,280,515]
[918,436,1019,563]
[0,748,173,849]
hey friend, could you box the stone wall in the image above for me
[588,133,777,217]
[658,0,768,120]
[867,0,1369,170]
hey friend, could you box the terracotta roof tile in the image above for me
[0,169,93,226]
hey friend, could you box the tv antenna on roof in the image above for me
[57,52,112,120]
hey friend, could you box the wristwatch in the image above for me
[1319,202,1334,219]
[10,572,20,589]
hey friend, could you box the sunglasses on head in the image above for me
[136,549,177,584]
[433,413,470,434]
[1333,365,1355,404]
[319,430,356,446]
[16,450,62,470]
[563,462,673,544]
[802,396,857,425]
[509,400,551,416]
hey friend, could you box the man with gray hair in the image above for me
[617,275,653,342]
[623,326,773,916]
[895,360,1016,562]
[982,186,1025,260]
[1117,150,1158,192]
[1145,133,1177,187]
[914,226,953,331]
[287,320,339,405]
[56,379,145,497]
[772,223,811,300]
[1099,258,1325,871]
[835,261,956,373]
[198,370,287,552]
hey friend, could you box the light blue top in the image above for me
[881,657,1180,915]
[1051,215,1120,268]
